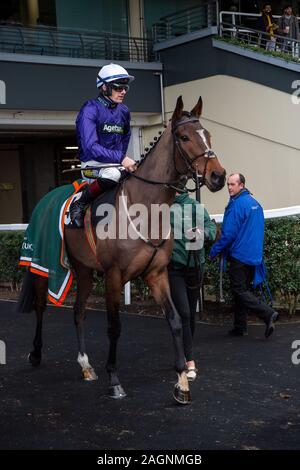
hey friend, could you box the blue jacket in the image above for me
[76,95,131,164]
[210,189,265,267]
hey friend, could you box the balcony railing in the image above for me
[152,1,217,43]
[218,11,300,62]
[219,21,300,62]
[219,10,300,33]
[0,24,156,62]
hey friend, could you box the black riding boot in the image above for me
[69,185,94,228]
[69,177,118,228]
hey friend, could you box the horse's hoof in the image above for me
[28,352,41,367]
[108,384,127,399]
[83,368,98,381]
[173,383,191,405]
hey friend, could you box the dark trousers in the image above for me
[229,257,274,332]
[168,266,201,362]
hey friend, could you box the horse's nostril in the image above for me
[211,171,226,187]
[211,171,221,182]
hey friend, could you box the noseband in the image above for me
[172,115,217,187]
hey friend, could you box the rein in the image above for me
[128,172,188,193]
[120,189,170,278]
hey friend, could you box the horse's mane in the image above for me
[135,128,165,170]
[135,111,192,170]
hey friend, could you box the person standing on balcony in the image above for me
[257,3,278,51]
[70,63,136,228]
[277,5,300,55]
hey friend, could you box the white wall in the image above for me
[164,74,300,213]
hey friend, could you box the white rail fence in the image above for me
[212,205,300,223]
[1,205,299,231]
[1,205,299,305]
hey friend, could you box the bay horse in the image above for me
[18,96,226,404]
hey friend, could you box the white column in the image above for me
[128,0,145,38]
[27,0,39,26]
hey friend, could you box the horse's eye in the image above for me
[180,135,189,142]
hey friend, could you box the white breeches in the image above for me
[81,160,122,184]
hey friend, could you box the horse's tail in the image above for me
[16,271,36,313]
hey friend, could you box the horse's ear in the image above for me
[172,95,184,126]
[191,96,203,118]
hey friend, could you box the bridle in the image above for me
[172,115,217,190]
[129,114,217,193]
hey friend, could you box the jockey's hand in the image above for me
[122,156,136,172]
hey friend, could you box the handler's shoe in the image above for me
[265,311,279,338]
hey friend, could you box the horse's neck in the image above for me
[125,127,178,206]
[139,127,178,182]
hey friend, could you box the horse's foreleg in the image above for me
[29,276,47,367]
[73,266,97,381]
[105,267,126,399]
[145,268,191,405]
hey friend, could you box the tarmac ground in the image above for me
[0,299,300,450]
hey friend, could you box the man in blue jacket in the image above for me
[70,63,136,228]
[210,173,279,337]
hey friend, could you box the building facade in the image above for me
[0,0,299,223]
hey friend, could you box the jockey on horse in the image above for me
[69,63,137,228]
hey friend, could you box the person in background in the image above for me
[257,3,278,51]
[277,5,300,55]
[169,190,216,381]
[209,173,279,338]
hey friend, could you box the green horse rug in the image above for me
[20,180,87,306]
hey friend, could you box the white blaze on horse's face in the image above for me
[196,128,211,152]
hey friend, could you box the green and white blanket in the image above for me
[20,180,86,305]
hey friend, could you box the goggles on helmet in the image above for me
[110,82,130,92]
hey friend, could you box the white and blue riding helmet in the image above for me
[96,63,135,88]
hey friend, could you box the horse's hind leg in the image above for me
[73,263,97,381]
[145,268,191,405]
[29,276,48,367]
[105,267,126,399]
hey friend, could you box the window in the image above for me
[55,0,128,35]
[144,0,200,35]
